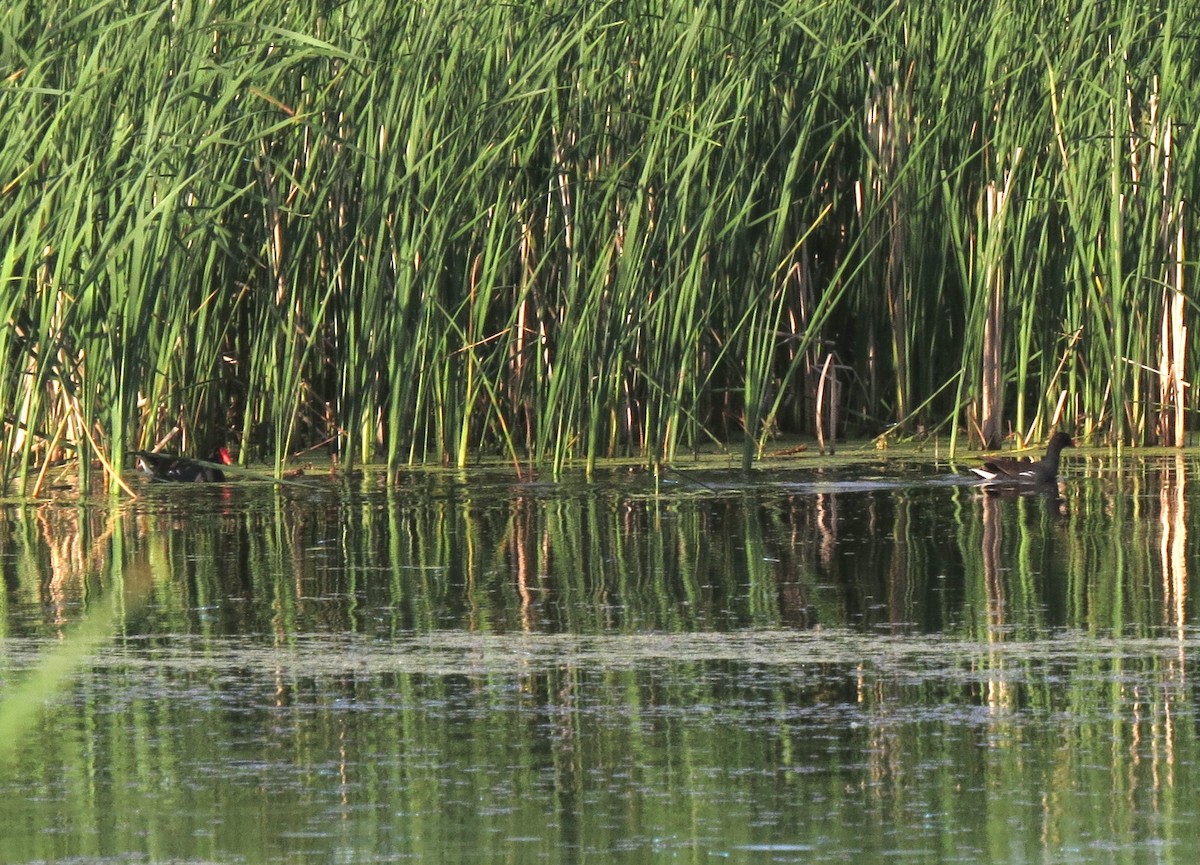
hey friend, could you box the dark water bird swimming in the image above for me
[969,432,1074,484]
[134,447,234,482]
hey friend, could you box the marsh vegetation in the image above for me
[1,0,1196,491]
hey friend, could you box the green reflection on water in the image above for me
[0,455,1197,863]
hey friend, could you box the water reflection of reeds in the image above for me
[2,461,1199,638]
[4,463,1200,862]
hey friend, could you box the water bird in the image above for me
[134,447,234,482]
[969,432,1074,484]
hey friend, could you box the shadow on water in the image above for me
[1,450,1200,863]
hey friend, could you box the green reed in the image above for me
[1,0,1198,490]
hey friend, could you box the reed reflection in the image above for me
[0,458,1196,639]
[0,463,1199,865]
[1160,453,1187,635]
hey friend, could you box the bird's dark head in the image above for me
[1048,431,1075,450]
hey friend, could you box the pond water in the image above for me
[1,449,1199,864]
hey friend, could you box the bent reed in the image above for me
[1,0,1196,491]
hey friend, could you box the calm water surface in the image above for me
[1,451,1198,863]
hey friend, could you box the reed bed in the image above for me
[1,0,1197,490]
